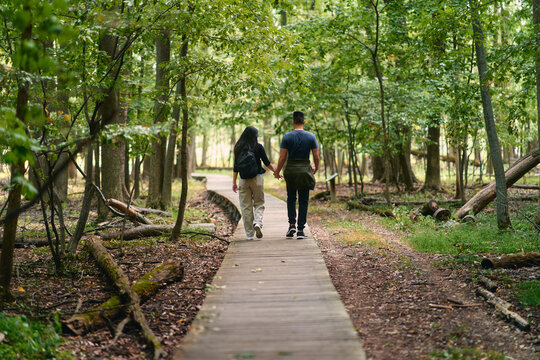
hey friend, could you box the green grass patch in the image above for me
[383,206,539,258]
[516,280,540,307]
[427,347,509,359]
[0,313,71,360]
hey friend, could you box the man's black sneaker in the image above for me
[286,226,296,238]
[297,231,307,239]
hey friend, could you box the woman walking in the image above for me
[232,126,276,240]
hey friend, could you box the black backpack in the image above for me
[237,149,259,179]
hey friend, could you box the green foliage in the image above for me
[0,312,71,359]
[428,347,509,360]
[516,280,540,307]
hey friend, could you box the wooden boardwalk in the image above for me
[175,174,365,360]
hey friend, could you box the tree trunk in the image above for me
[98,33,124,221]
[534,0,540,226]
[68,144,94,254]
[0,16,32,300]
[455,149,540,219]
[423,125,442,190]
[162,80,180,210]
[471,0,511,229]
[263,118,273,163]
[371,155,384,182]
[170,40,190,241]
[200,133,208,167]
[65,259,183,333]
[147,30,170,210]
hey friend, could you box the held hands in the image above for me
[312,167,318,174]
[232,183,238,193]
[273,171,282,179]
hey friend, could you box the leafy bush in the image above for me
[0,312,71,359]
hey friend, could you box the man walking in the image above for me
[274,111,320,239]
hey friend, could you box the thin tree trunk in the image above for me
[170,40,190,241]
[162,81,180,210]
[68,145,94,254]
[471,0,511,229]
[0,16,32,300]
[534,0,540,226]
[147,30,170,209]
[201,133,208,167]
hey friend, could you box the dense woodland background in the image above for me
[0,0,540,357]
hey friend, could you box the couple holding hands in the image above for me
[232,111,320,241]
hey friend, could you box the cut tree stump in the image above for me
[419,200,439,216]
[106,199,152,225]
[481,252,540,269]
[456,149,540,219]
[85,236,165,359]
[433,208,451,221]
[65,259,183,333]
[476,287,530,331]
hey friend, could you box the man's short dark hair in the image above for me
[293,111,305,124]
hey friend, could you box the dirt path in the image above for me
[310,208,539,359]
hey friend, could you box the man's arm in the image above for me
[274,148,288,178]
[311,147,320,174]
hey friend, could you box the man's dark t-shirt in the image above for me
[280,130,318,159]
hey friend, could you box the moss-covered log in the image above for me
[85,236,165,359]
[65,259,183,332]
[346,201,394,218]
[106,198,152,225]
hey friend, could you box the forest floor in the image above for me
[2,180,235,359]
[2,177,540,359]
[304,182,540,359]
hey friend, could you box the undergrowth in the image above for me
[0,312,71,359]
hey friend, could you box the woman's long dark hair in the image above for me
[234,126,259,160]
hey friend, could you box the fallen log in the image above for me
[476,287,530,331]
[101,225,174,240]
[511,184,540,190]
[456,149,540,219]
[129,205,172,217]
[477,275,498,292]
[346,201,394,218]
[481,252,540,269]
[85,237,165,359]
[65,259,183,333]
[106,199,152,225]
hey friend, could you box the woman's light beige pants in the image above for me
[238,175,265,239]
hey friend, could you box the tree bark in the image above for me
[200,133,208,167]
[65,259,183,333]
[423,125,442,190]
[162,80,180,210]
[456,149,540,218]
[471,0,511,229]
[0,16,32,300]
[147,30,170,209]
[98,32,125,221]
